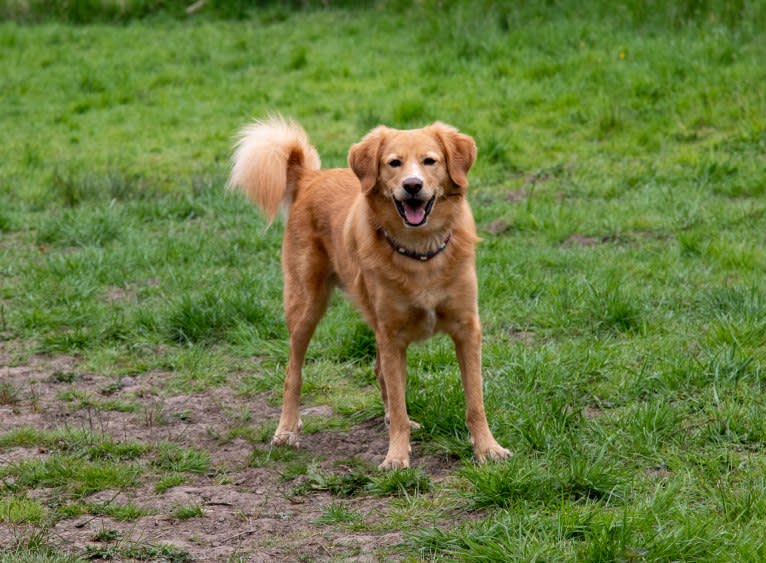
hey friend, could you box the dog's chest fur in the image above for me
[379,282,451,341]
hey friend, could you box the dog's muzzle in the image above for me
[395,196,435,227]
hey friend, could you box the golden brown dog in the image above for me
[228,116,510,469]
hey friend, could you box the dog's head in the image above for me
[348,123,476,229]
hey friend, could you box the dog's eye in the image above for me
[388,159,402,168]
[423,157,437,166]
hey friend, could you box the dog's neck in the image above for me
[380,228,451,261]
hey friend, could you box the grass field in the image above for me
[1,0,766,560]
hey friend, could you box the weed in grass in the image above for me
[84,542,192,563]
[92,528,122,542]
[89,501,152,521]
[248,445,305,468]
[0,496,46,524]
[49,371,80,383]
[314,502,362,526]
[369,468,431,497]
[152,443,210,474]
[0,381,21,405]
[278,460,309,482]
[293,463,372,498]
[55,501,88,520]
[85,440,148,461]
[171,503,203,520]
[155,473,186,493]
[99,381,123,396]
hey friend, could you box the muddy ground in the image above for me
[0,347,459,561]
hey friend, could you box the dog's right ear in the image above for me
[348,126,387,193]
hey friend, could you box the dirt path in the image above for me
[0,348,457,561]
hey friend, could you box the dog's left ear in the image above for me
[349,126,387,193]
[430,122,477,191]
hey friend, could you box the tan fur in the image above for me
[228,116,511,469]
[228,116,320,223]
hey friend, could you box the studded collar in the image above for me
[381,229,451,262]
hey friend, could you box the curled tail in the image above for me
[227,115,321,223]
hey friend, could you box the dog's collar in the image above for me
[381,229,451,262]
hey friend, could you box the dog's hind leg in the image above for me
[272,248,332,447]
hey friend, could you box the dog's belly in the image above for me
[406,306,438,341]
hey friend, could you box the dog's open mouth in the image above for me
[394,196,435,227]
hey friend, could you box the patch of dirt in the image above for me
[582,406,602,419]
[504,189,528,203]
[562,233,604,248]
[645,463,672,479]
[104,286,136,304]
[482,219,512,236]
[0,347,459,561]
[562,230,670,249]
[508,329,535,345]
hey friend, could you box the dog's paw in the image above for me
[272,419,302,447]
[475,443,512,463]
[271,431,300,447]
[378,455,410,471]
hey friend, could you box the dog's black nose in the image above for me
[402,177,423,195]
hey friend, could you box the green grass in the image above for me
[1,0,766,559]
[151,443,210,473]
[314,502,363,526]
[0,496,46,524]
[87,501,153,521]
[2,456,141,497]
[154,473,186,493]
[170,503,203,520]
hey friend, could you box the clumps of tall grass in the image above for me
[413,478,766,561]
[50,168,154,207]
[164,288,283,345]
[459,452,623,510]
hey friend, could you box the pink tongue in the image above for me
[404,203,425,225]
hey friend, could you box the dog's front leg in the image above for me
[449,314,512,462]
[376,333,411,470]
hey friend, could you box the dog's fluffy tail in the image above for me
[227,115,321,223]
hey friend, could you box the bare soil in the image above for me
[0,345,459,561]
